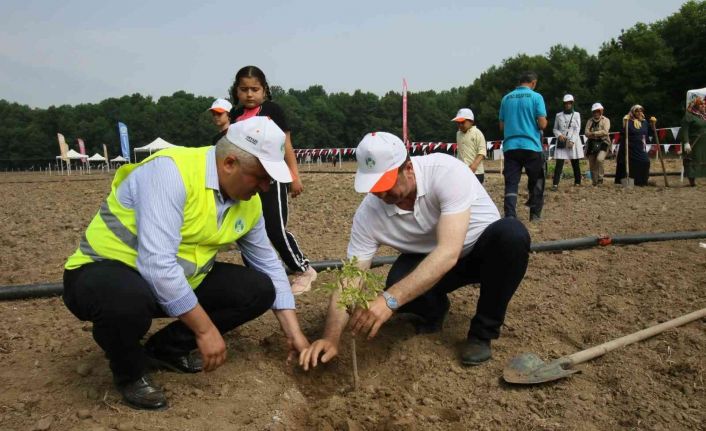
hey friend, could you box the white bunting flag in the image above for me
[670,127,680,140]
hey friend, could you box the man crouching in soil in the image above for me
[300,132,529,368]
[62,117,309,410]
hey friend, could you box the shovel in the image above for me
[503,307,706,385]
[621,119,634,188]
[651,122,669,187]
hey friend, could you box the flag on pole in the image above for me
[57,133,69,161]
[118,122,130,161]
[77,138,87,163]
[402,78,409,151]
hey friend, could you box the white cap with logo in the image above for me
[225,116,292,183]
[209,98,233,113]
[451,108,474,122]
[354,132,408,193]
[563,94,575,103]
[591,102,604,111]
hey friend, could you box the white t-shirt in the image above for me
[347,153,500,261]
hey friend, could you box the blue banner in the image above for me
[118,122,130,161]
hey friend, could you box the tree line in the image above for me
[0,1,703,165]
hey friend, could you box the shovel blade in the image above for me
[503,353,579,385]
[621,178,634,189]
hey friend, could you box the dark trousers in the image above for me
[260,181,310,273]
[503,149,545,219]
[552,158,582,185]
[475,174,485,184]
[63,260,275,384]
[385,218,530,340]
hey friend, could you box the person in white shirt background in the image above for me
[552,94,584,190]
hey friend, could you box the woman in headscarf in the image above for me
[678,96,706,187]
[615,105,654,186]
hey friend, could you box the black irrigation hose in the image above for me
[2,231,705,301]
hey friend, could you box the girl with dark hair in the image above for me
[229,66,316,294]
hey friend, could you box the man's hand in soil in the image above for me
[195,325,227,372]
[287,332,311,364]
[298,339,339,370]
[179,304,226,372]
[349,296,393,339]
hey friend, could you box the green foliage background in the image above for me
[1,1,704,165]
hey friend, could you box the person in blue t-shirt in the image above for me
[498,71,548,222]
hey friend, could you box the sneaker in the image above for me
[461,337,492,366]
[291,266,317,295]
[551,185,558,191]
[530,214,542,223]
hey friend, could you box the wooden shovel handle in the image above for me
[567,308,706,366]
[651,123,669,187]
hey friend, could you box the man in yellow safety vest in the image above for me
[63,116,309,410]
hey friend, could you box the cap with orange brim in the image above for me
[354,132,408,193]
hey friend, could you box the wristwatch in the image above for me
[382,291,399,311]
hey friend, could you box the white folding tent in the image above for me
[110,155,128,163]
[133,137,177,161]
[87,153,106,162]
[687,87,706,108]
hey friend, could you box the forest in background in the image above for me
[0,1,703,163]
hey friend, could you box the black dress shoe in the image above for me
[116,375,168,410]
[146,349,203,374]
[461,337,492,366]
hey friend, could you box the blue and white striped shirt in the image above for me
[116,147,295,316]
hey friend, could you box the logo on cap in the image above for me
[280,143,285,154]
[234,218,245,234]
[245,136,258,145]
[365,157,376,169]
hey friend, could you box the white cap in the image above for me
[209,98,233,113]
[451,108,474,122]
[225,117,292,183]
[563,94,574,103]
[591,102,604,111]
[354,132,408,193]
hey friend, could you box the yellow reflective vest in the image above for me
[65,146,262,289]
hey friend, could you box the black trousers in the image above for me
[475,174,485,184]
[260,181,310,273]
[63,260,275,384]
[385,218,530,340]
[552,158,582,186]
[503,149,545,219]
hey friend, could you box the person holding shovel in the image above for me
[299,132,530,368]
[678,96,706,187]
[615,105,654,187]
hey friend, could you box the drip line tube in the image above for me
[2,230,705,301]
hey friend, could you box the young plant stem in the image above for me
[351,337,360,391]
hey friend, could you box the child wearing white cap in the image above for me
[300,132,530,368]
[209,98,233,145]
